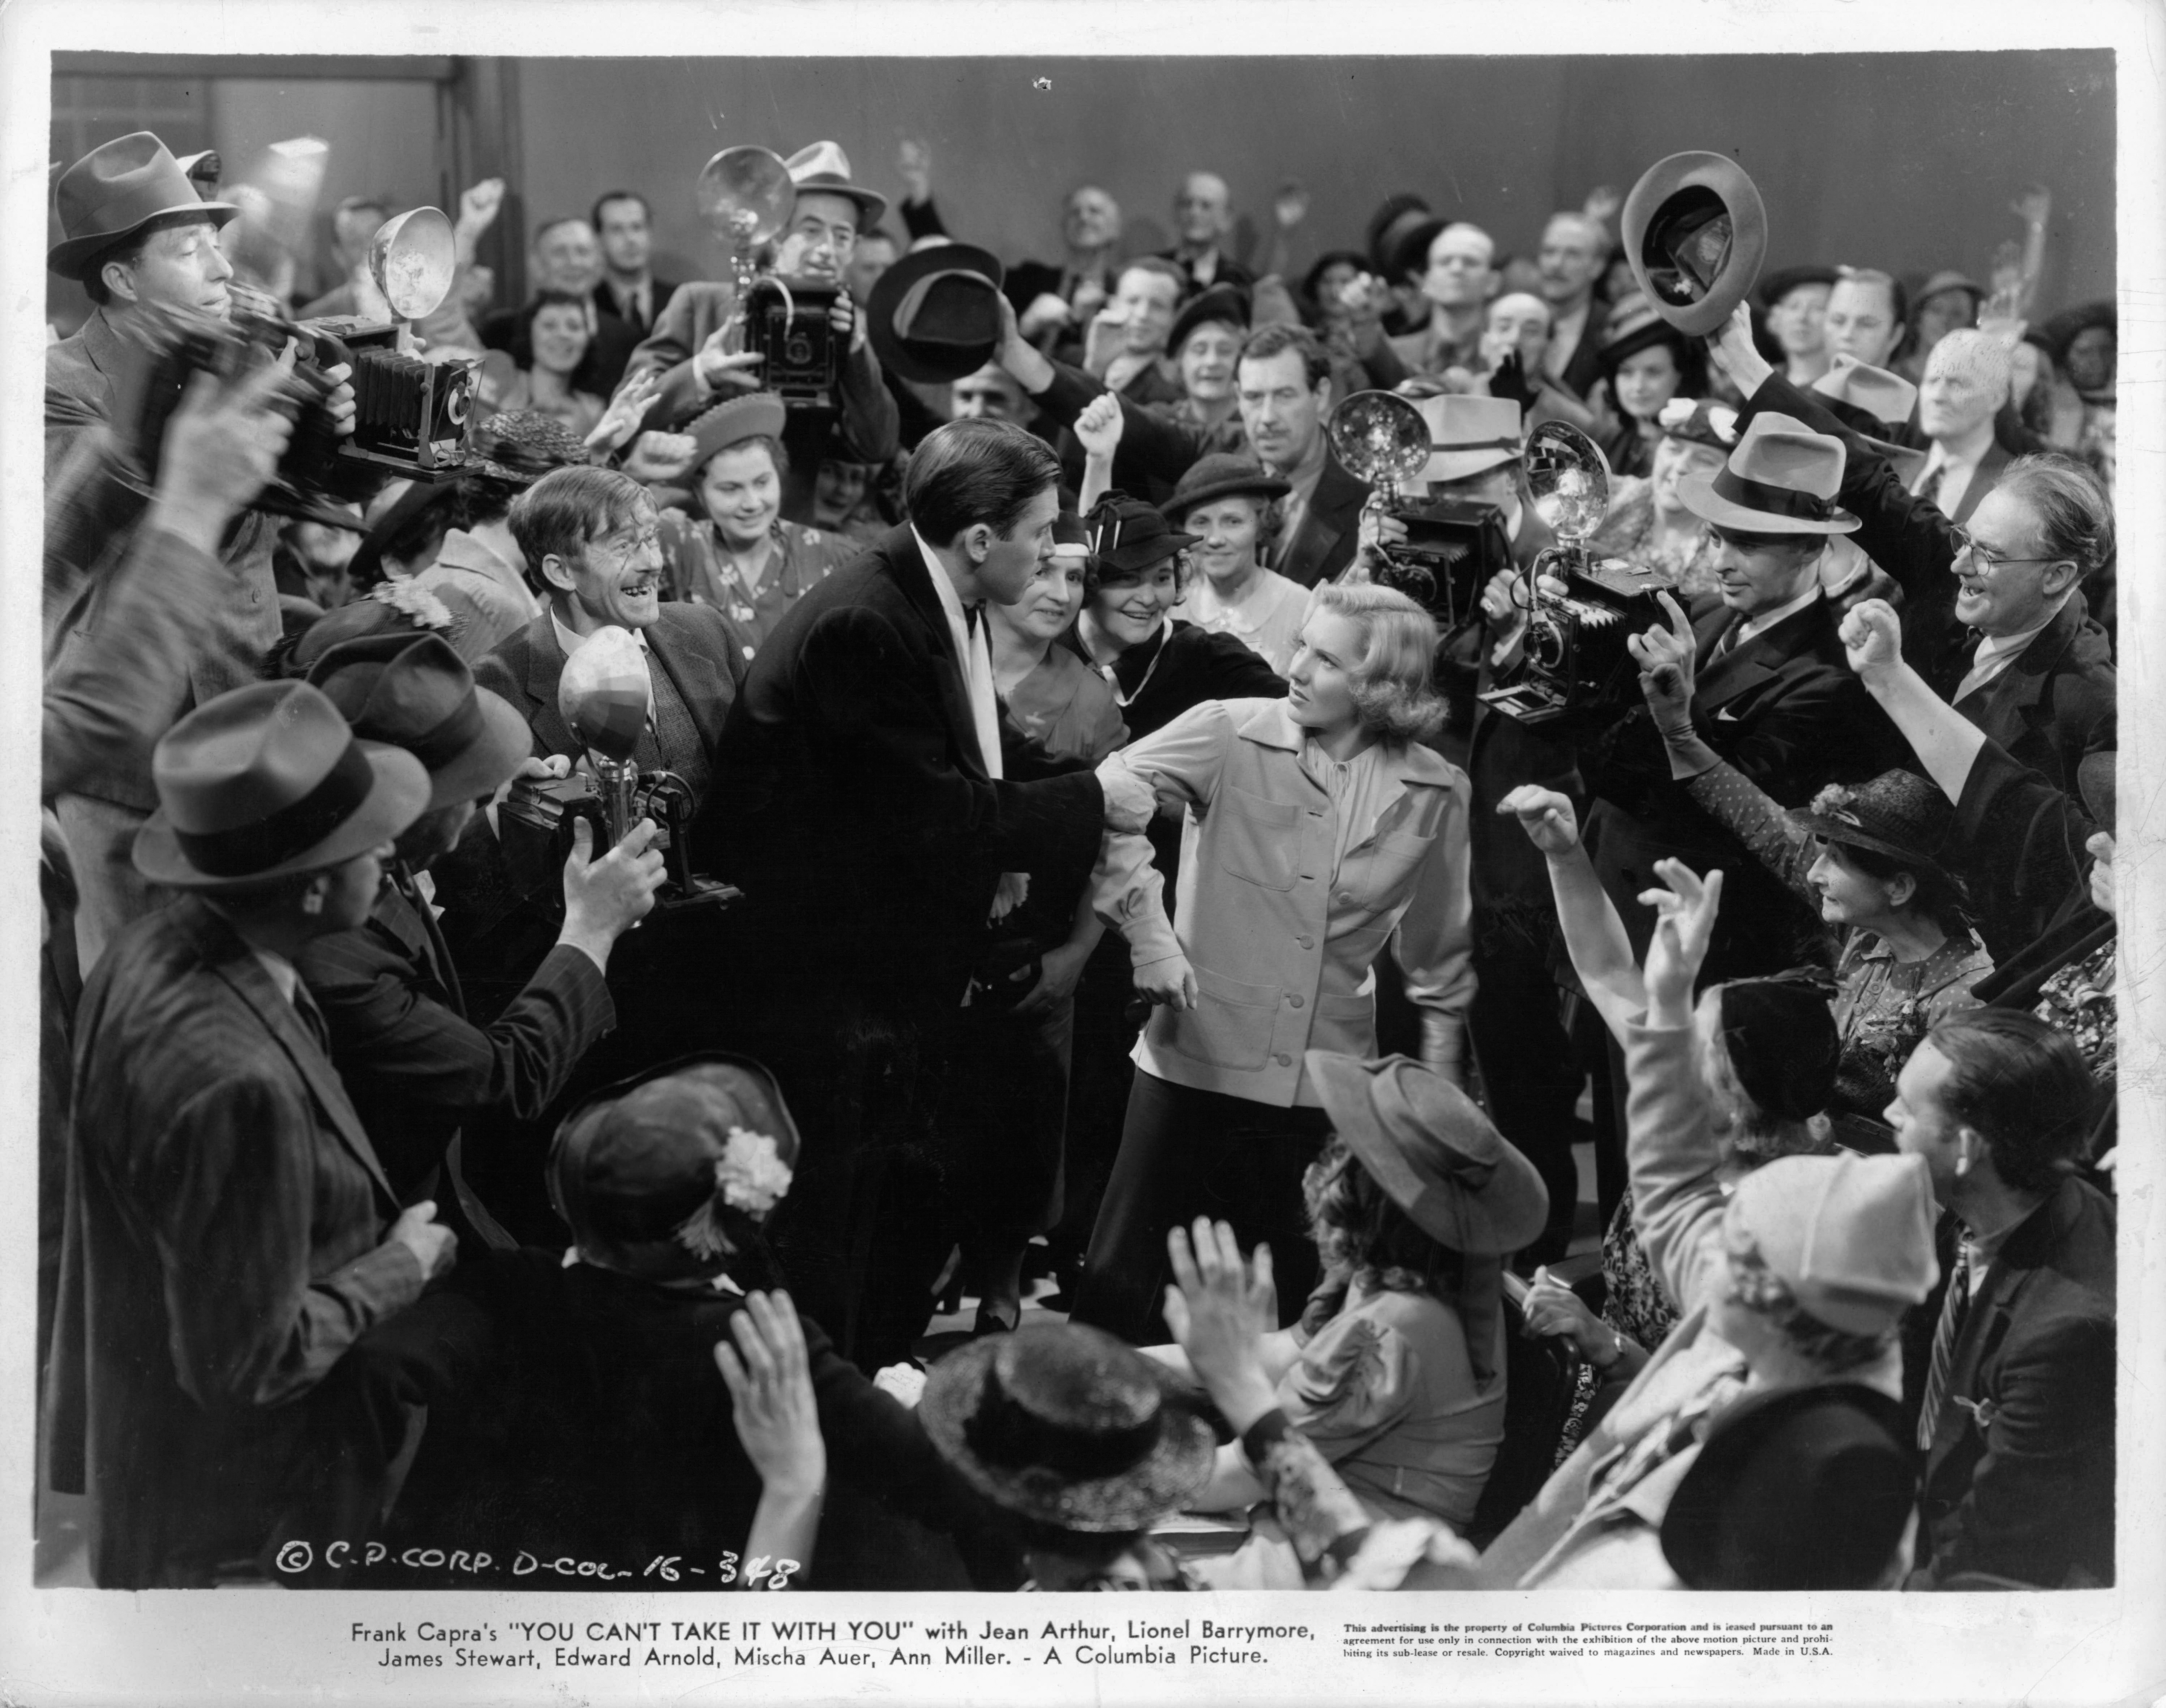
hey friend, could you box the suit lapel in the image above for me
[180,901,401,1212]
[877,526,986,781]
[1931,1189,2070,1463]
[1694,598,1826,711]
[1282,456,1364,585]
[520,616,577,755]
[646,616,726,753]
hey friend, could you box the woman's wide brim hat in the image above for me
[1621,150,1768,337]
[133,680,430,890]
[1165,453,1290,522]
[918,1322,1216,1534]
[1789,768,1962,891]
[868,241,1008,385]
[50,130,239,278]
[1679,411,1861,535]
[1305,1051,1549,1256]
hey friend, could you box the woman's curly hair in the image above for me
[1303,1135,1465,1298]
[1305,581,1447,743]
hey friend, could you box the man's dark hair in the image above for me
[1239,321,1330,390]
[509,465,652,581]
[81,210,210,305]
[1117,255,1187,294]
[902,419,1061,545]
[1925,1008,2099,1193]
[590,189,652,231]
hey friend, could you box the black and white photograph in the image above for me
[2,0,2160,1702]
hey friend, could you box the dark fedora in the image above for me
[1304,1052,1548,1256]
[1085,491,1198,574]
[50,131,238,279]
[1679,411,1860,536]
[782,140,888,228]
[550,1052,803,1283]
[1811,355,1929,486]
[1660,1383,1915,1590]
[1165,453,1289,524]
[868,241,1007,384]
[133,681,429,891]
[918,1323,1215,1534]
[1386,214,1450,287]
[305,631,531,809]
[1167,283,1249,359]
[683,391,789,471]
[1792,770,1963,892]
[1755,262,1840,312]
[1621,151,1768,337]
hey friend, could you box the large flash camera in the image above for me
[118,206,477,528]
[1479,423,1672,727]
[1327,391,1509,629]
[697,144,842,409]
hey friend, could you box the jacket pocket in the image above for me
[1213,785,1302,891]
[1160,968,1280,1071]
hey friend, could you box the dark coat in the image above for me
[596,275,682,338]
[1072,617,1286,746]
[1579,592,1897,979]
[1904,1178,2117,1588]
[47,896,424,1586]
[1941,435,2015,527]
[712,523,1106,1019]
[1943,590,2116,797]
[295,870,614,1205]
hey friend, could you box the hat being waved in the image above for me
[867,241,1008,384]
[784,140,887,228]
[133,680,429,891]
[50,130,239,278]
[1621,150,1768,337]
[918,1322,1216,1534]
[1679,411,1860,535]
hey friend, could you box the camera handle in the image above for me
[638,770,738,913]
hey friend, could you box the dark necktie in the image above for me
[290,980,334,1060]
[1916,1242,1974,1450]
[1707,612,1746,664]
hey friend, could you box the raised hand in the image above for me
[1497,785,1582,857]
[1164,1218,1277,1431]
[1273,179,1311,231]
[1707,300,1771,395]
[457,177,507,236]
[696,316,764,392]
[1627,590,1699,730]
[152,364,296,543]
[1638,857,1723,1024]
[714,1290,827,1501]
[1073,390,1125,461]
[622,429,700,486]
[1838,597,1904,687]
[896,138,934,204]
[586,370,661,454]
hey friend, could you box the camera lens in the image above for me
[786,334,814,365]
[1527,615,1567,671]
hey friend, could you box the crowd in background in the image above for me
[36,111,2119,1596]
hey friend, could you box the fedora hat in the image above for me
[1792,770,1964,893]
[1385,214,1449,287]
[1756,262,1840,312]
[50,131,238,278]
[1165,453,1289,524]
[682,390,790,471]
[1415,393,1523,485]
[783,140,887,228]
[1680,411,1860,535]
[919,1323,1215,1534]
[304,631,531,809]
[1621,151,1768,337]
[1661,1383,1916,1590]
[133,680,429,891]
[549,1052,803,1283]
[1914,269,1985,314]
[1305,1052,1548,1256]
[1086,491,1199,574]
[1167,283,1250,359]
[1812,352,1918,432]
[1728,1151,1940,1336]
[867,241,1007,384]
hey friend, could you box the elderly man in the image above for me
[1535,211,1608,398]
[949,360,1031,424]
[1007,184,1124,362]
[44,130,357,968]
[1157,171,1254,299]
[1389,221,1497,381]
[1886,1010,2114,1587]
[624,141,900,524]
[591,189,679,337]
[48,681,453,1586]
[480,215,642,393]
[1912,329,2016,523]
[712,419,1155,1367]
[996,309,1368,586]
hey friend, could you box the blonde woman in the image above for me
[1073,582,1477,1341]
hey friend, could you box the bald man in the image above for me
[1156,171,1255,299]
[1913,329,2017,524]
[1536,211,1609,398]
[1389,221,1496,379]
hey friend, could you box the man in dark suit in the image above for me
[46,681,455,1586]
[712,419,1156,1366]
[1006,183,1123,366]
[1535,211,1608,401]
[1572,412,1898,983]
[997,313,1368,585]
[1912,329,2019,525]
[1889,1009,2115,1587]
[589,190,679,338]
[1155,171,1256,301]
[289,624,664,1235]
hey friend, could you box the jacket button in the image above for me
[1296,934,1314,949]
[1274,1053,1292,1067]
[1288,994,1304,1009]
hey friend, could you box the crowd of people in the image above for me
[36,118,2119,1596]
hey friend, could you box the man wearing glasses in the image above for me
[1710,305,2114,796]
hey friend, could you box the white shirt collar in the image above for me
[550,605,650,660]
[249,945,300,1005]
[1973,593,2071,665]
[1732,585,1822,647]
[914,528,974,630]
